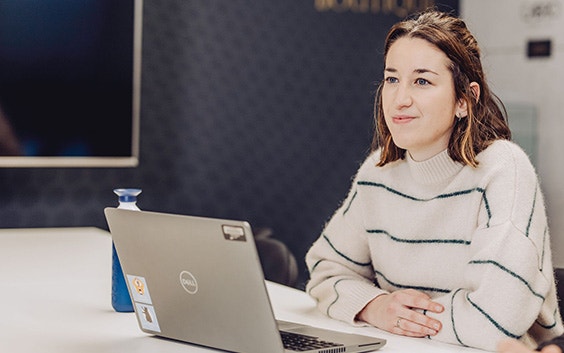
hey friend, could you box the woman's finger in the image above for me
[391,316,438,337]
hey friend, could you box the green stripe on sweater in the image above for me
[467,293,521,339]
[525,184,538,237]
[374,269,450,293]
[535,308,559,329]
[342,190,357,215]
[469,260,545,300]
[357,181,484,201]
[367,229,471,245]
[322,234,372,267]
[451,289,467,346]
[356,181,492,226]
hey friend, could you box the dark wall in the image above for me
[0,0,458,288]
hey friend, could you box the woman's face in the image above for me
[382,37,466,161]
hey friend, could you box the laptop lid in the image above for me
[105,207,285,353]
[105,208,386,353]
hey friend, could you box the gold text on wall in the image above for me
[314,0,437,17]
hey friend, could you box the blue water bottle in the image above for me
[111,188,142,312]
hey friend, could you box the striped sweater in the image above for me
[305,140,563,351]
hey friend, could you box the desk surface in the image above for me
[0,227,487,353]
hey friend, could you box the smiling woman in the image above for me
[373,9,509,168]
[381,37,464,161]
[305,9,563,352]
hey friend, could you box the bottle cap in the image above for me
[113,188,142,203]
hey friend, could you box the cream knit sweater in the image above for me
[305,140,563,351]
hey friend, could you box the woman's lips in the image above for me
[392,115,415,124]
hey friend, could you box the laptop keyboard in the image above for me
[280,331,345,352]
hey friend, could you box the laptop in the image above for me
[104,208,386,353]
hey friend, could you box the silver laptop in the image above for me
[104,208,386,353]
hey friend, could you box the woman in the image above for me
[305,10,563,351]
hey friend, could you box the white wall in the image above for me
[462,0,564,267]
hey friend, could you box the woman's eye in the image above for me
[415,78,430,85]
[385,77,398,84]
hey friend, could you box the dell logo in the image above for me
[179,271,198,294]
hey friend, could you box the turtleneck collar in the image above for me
[406,149,464,185]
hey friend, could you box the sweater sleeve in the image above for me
[425,143,563,351]
[305,157,387,324]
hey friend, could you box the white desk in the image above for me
[0,227,488,353]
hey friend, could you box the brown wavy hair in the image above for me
[372,10,511,167]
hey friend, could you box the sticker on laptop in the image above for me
[222,225,246,242]
[135,302,161,333]
[126,275,153,304]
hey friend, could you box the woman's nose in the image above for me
[394,83,413,108]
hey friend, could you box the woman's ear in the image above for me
[456,82,480,118]
[469,82,480,103]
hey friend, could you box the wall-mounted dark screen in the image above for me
[0,0,141,167]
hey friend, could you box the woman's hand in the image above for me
[498,339,562,353]
[356,289,444,337]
